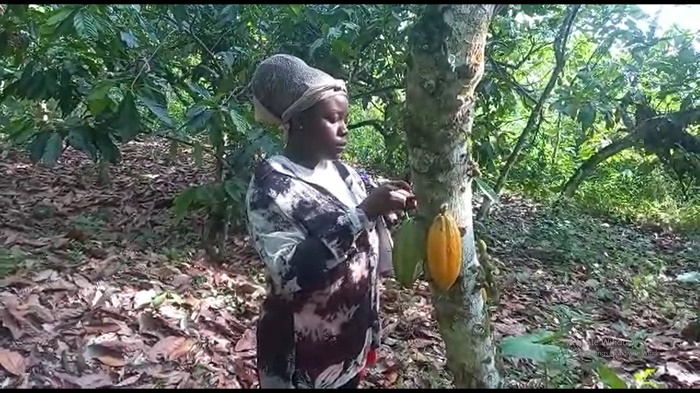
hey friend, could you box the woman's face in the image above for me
[293,94,350,161]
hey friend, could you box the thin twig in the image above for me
[130,29,177,91]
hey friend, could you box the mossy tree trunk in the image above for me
[404,4,502,388]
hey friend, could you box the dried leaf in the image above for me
[138,312,158,335]
[72,274,93,289]
[662,362,700,386]
[167,338,195,361]
[233,358,258,388]
[235,329,256,352]
[115,373,142,387]
[148,336,186,362]
[98,338,144,353]
[26,303,54,323]
[84,322,122,334]
[154,370,188,385]
[171,274,191,288]
[134,289,158,309]
[42,278,77,291]
[56,308,85,320]
[85,343,127,367]
[33,269,58,282]
[384,370,399,385]
[0,276,34,288]
[97,353,127,367]
[0,349,26,376]
[0,310,24,339]
[55,372,113,388]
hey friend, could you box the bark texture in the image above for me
[404,4,501,388]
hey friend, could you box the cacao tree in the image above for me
[2,4,698,251]
[404,4,502,388]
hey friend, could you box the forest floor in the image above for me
[0,139,697,389]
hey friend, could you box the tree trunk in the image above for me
[404,4,501,388]
[560,134,638,198]
[96,159,111,187]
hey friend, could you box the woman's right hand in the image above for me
[358,181,416,220]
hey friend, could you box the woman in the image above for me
[246,54,416,389]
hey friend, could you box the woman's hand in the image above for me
[358,180,417,220]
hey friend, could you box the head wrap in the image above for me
[251,54,348,141]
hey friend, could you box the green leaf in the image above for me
[309,38,324,56]
[6,120,35,145]
[8,4,28,18]
[184,81,211,99]
[46,8,73,27]
[633,368,656,383]
[172,186,199,222]
[209,115,224,150]
[474,177,499,203]
[151,292,168,308]
[223,180,245,204]
[119,30,140,49]
[597,366,628,389]
[15,61,37,98]
[42,133,64,167]
[227,107,249,134]
[217,5,238,26]
[54,11,77,36]
[58,68,79,115]
[185,105,214,133]
[73,11,99,40]
[288,4,303,17]
[94,131,120,164]
[117,91,141,142]
[499,331,567,363]
[67,127,98,161]
[195,185,217,208]
[218,51,236,71]
[578,103,596,133]
[28,131,51,164]
[139,95,175,128]
[171,5,189,25]
[86,83,113,116]
[26,72,47,100]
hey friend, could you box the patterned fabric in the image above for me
[246,157,381,389]
[251,54,347,141]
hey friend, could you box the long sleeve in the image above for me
[247,190,372,294]
[249,161,382,389]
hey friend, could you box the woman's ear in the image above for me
[288,117,303,135]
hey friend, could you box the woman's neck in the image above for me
[283,145,320,170]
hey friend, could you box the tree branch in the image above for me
[478,4,581,219]
[349,119,384,132]
[353,85,404,99]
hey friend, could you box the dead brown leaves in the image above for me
[0,349,26,376]
[0,142,263,388]
[0,140,697,389]
[0,255,264,387]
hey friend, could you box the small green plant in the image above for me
[597,366,661,389]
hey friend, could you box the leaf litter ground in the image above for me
[0,139,697,388]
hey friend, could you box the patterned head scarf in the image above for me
[251,54,348,141]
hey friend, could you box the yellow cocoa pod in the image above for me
[391,217,425,288]
[425,205,462,291]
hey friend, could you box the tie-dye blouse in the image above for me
[245,156,381,389]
